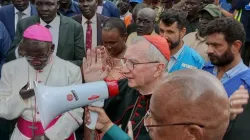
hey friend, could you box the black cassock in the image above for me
[104,79,151,140]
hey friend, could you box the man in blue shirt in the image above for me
[0,21,11,78]
[234,0,250,65]
[158,9,205,73]
[202,17,250,140]
[59,0,81,17]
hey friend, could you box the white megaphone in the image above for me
[34,81,119,130]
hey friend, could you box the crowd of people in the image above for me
[0,0,250,140]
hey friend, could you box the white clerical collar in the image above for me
[14,3,31,15]
[40,15,60,29]
[82,14,97,24]
[139,91,153,96]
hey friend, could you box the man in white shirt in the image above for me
[6,0,85,66]
[72,0,108,49]
[0,0,37,40]
[0,1,37,138]
[0,24,83,140]
[117,0,131,20]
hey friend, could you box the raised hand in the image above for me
[19,82,35,100]
[82,48,110,83]
[229,85,249,120]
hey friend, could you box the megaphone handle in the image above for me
[86,100,104,130]
[86,111,98,130]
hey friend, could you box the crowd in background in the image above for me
[0,0,250,140]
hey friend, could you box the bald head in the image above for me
[136,8,156,36]
[137,8,156,22]
[132,3,147,20]
[149,69,230,140]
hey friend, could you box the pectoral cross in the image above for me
[28,122,38,137]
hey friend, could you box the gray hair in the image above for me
[131,36,169,71]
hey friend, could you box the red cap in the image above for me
[106,81,119,97]
[143,35,170,61]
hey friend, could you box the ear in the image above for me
[182,125,203,140]
[154,63,165,78]
[180,27,187,38]
[51,44,55,54]
[231,40,242,53]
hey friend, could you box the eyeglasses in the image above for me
[144,110,205,129]
[136,18,153,25]
[121,58,159,70]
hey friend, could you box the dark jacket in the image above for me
[102,1,120,18]
[223,101,250,140]
[0,4,37,41]
[234,0,250,42]
[6,14,85,66]
[72,13,109,46]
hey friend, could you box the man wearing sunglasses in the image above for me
[82,35,170,139]
[126,7,158,45]
[85,69,230,140]
[0,24,83,140]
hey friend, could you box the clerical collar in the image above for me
[139,91,153,96]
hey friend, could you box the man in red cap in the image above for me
[85,69,231,140]
[0,24,83,140]
[82,34,170,139]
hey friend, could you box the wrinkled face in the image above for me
[183,0,201,16]
[159,21,184,49]
[35,0,58,23]
[12,0,29,11]
[136,11,155,36]
[118,1,130,15]
[102,29,127,57]
[22,39,54,70]
[206,33,234,66]
[79,0,98,20]
[121,41,159,88]
[198,11,214,30]
[147,83,186,140]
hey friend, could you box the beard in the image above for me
[168,33,181,49]
[208,47,234,67]
[168,37,181,49]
